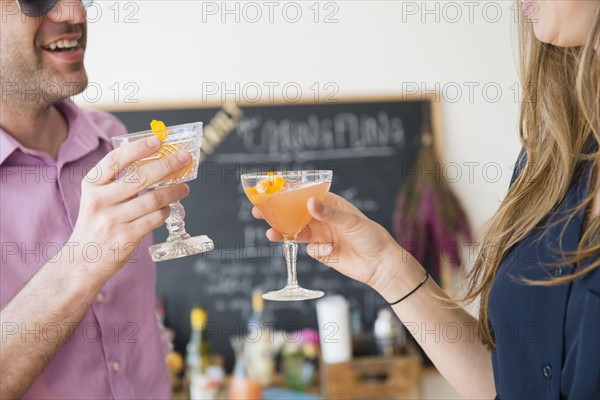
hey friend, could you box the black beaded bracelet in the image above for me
[388,272,429,306]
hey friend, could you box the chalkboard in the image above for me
[110,96,442,370]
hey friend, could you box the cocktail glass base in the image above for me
[262,285,324,302]
[149,235,214,262]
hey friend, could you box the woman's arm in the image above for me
[380,257,496,399]
[253,193,496,399]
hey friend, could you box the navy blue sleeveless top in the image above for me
[488,149,599,399]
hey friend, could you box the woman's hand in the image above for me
[252,193,417,297]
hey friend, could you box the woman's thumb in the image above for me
[307,197,359,230]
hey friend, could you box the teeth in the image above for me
[45,39,78,50]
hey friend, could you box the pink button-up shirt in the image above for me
[0,100,170,399]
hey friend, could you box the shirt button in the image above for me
[96,292,105,303]
[112,361,120,372]
[542,365,552,379]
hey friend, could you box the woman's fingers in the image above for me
[322,192,363,215]
[306,242,335,259]
[251,207,264,220]
[257,193,362,244]
[265,226,309,242]
[253,193,360,222]
[307,197,362,232]
[294,226,313,243]
[265,219,332,244]
[265,228,283,241]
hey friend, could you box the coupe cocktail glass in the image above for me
[112,122,214,262]
[241,170,333,301]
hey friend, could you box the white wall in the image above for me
[77,0,523,234]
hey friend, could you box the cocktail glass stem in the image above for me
[261,239,323,301]
[148,200,214,262]
[165,201,191,242]
[283,240,299,288]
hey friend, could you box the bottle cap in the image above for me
[252,290,264,312]
[190,307,207,330]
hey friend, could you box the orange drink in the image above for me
[134,138,199,187]
[245,181,330,239]
[241,170,333,301]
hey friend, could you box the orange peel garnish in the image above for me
[246,172,286,203]
[246,187,259,204]
[150,119,169,141]
[258,172,286,194]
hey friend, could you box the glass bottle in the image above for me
[244,289,275,386]
[229,338,262,400]
[186,307,218,399]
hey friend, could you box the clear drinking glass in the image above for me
[112,122,214,262]
[241,170,333,301]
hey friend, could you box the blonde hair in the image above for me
[462,5,600,348]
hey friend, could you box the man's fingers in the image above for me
[109,151,192,202]
[128,206,171,239]
[91,136,162,185]
[118,183,189,222]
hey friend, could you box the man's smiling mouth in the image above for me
[43,39,80,52]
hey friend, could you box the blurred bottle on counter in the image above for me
[244,289,275,386]
[350,308,364,335]
[374,307,406,357]
[186,307,219,400]
[229,338,262,400]
[350,307,376,357]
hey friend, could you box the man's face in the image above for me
[0,0,88,106]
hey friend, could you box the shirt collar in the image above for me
[0,130,21,165]
[0,99,110,166]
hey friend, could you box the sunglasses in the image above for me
[16,0,94,18]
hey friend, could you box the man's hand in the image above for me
[70,135,191,280]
